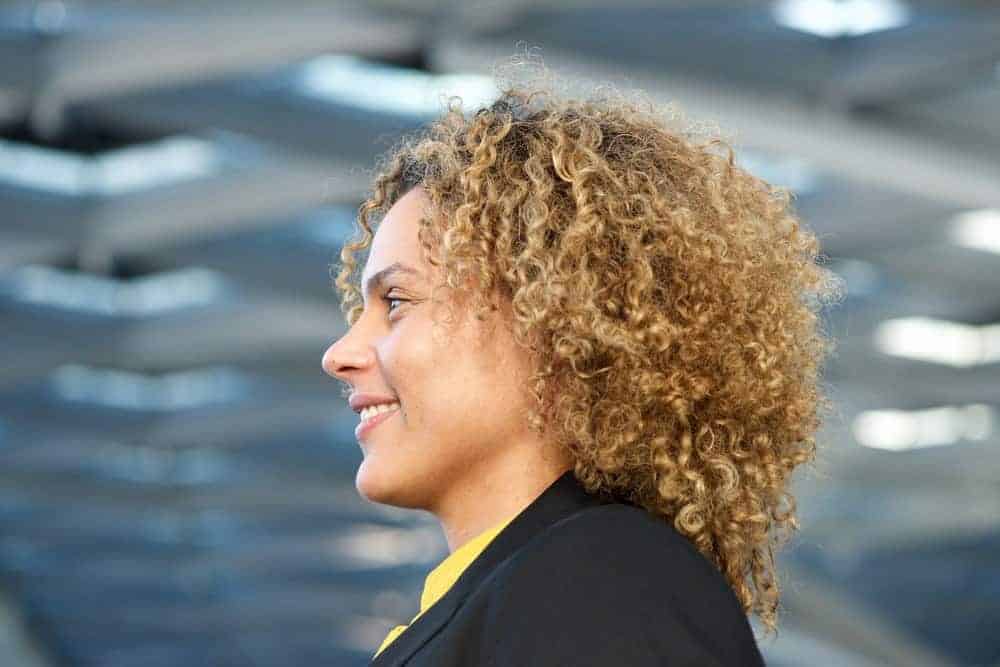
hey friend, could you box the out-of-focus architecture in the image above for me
[1,1,998,665]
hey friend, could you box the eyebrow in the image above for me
[362,261,423,299]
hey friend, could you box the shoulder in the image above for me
[480,503,763,666]
[500,503,743,614]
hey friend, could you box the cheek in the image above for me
[390,313,498,427]
[380,338,434,419]
[403,364,477,435]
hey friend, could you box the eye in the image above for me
[381,292,409,315]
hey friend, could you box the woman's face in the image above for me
[322,186,541,512]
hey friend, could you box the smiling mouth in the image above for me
[355,403,401,441]
[359,401,401,423]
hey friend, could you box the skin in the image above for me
[322,185,574,553]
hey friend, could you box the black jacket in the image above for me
[371,470,766,666]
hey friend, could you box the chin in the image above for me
[355,457,422,509]
[355,457,387,503]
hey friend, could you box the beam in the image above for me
[429,39,1000,210]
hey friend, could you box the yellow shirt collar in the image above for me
[419,514,517,614]
[374,513,517,659]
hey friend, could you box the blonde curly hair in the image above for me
[332,66,843,636]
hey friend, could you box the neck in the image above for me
[431,450,573,554]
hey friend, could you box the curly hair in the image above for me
[332,64,843,637]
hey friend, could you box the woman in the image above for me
[322,69,841,665]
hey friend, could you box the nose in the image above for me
[322,325,374,383]
[322,335,358,381]
[321,340,340,379]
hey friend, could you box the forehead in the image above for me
[362,186,430,287]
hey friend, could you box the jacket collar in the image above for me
[370,469,610,666]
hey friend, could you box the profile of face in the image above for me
[322,186,544,513]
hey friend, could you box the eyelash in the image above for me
[381,293,408,314]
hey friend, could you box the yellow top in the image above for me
[373,514,518,659]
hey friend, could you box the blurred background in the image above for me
[0,0,998,665]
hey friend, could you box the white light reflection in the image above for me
[325,524,443,570]
[853,404,995,451]
[949,209,1000,256]
[50,365,250,411]
[0,135,221,196]
[874,316,1000,368]
[772,0,910,39]
[298,54,499,116]
[3,265,229,316]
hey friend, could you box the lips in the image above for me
[355,403,401,442]
[349,392,401,414]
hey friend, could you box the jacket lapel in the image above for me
[370,470,610,666]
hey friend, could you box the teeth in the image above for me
[360,401,400,421]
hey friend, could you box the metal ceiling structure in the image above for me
[1,1,999,665]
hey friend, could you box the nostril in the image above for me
[321,345,339,377]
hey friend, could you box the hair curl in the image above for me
[332,64,843,637]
